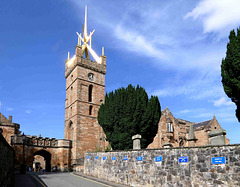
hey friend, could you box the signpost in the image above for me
[112,156,116,160]
[95,156,98,160]
[179,156,188,163]
[212,157,226,164]
[137,156,143,161]
[155,156,162,162]
[103,156,106,160]
[123,156,128,161]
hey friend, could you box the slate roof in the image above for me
[193,120,211,129]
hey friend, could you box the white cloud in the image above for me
[6,107,13,111]
[178,109,192,114]
[25,110,32,114]
[152,74,224,100]
[213,97,234,106]
[114,25,167,60]
[185,0,240,37]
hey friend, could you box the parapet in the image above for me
[11,135,72,148]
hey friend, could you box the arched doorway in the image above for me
[33,150,51,172]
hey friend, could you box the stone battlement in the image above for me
[11,135,71,148]
[65,45,106,78]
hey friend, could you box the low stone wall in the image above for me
[84,144,240,186]
[0,133,14,187]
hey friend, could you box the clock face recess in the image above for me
[88,73,94,81]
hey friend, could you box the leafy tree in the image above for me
[98,84,161,150]
[221,28,240,122]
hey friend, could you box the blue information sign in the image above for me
[95,156,98,160]
[103,156,106,160]
[112,156,116,160]
[137,156,143,161]
[87,156,90,159]
[212,157,226,164]
[179,156,188,163]
[123,156,128,161]
[155,156,162,162]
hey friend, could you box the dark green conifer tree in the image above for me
[98,84,161,150]
[221,28,240,122]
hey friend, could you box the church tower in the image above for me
[64,6,107,167]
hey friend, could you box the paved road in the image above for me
[37,172,117,187]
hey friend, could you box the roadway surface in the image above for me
[38,172,108,187]
[15,172,127,187]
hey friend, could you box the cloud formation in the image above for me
[185,0,240,37]
[213,97,234,107]
[114,25,167,60]
[152,73,224,100]
[6,107,13,111]
[25,110,32,114]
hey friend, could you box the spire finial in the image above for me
[102,47,104,56]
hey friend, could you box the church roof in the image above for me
[193,120,211,129]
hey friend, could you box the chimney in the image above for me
[9,116,12,122]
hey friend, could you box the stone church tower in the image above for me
[64,6,107,167]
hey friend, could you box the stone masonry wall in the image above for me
[0,133,14,187]
[84,144,240,186]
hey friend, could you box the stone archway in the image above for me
[33,150,51,172]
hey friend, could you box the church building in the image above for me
[148,107,229,149]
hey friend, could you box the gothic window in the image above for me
[89,105,93,115]
[167,123,173,132]
[88,85,93,102]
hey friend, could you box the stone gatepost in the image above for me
[132,134,141,150]
[208,129,226,145]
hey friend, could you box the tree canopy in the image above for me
[98,84,161,150]
[221,28,240,122]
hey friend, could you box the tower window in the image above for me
[71,74,73,81]
[88,85,93,102]
[89,106,93,115]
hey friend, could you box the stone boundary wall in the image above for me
[0,133,14,187]
[84,144,240,186]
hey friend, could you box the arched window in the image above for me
[88,85,93,102]
[89,105,93,115]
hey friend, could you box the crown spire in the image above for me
[75,6,102,64]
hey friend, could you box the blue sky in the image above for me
[1,0,240,143]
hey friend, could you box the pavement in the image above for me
[15,172,47,187]
[14,172,127,187]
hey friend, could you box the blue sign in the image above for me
[95,156,98,160]
[137,156,143,161]
[123,156,128,161]
[87,156,90,159]
[155,156,162,162]
[112,156,116,160]
[103,156,106,160]
[179,156,188,163]
[212,157,226,164]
